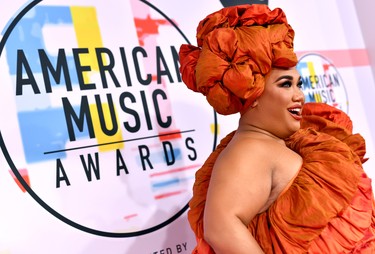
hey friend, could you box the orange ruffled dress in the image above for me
[188,103,375,253]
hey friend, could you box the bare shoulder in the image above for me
[215,134,278,174]
[205,135,277,224]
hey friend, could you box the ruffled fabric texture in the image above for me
[179,4,297,115]
[188,103,375,253]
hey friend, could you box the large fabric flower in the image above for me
[179,4,298,115]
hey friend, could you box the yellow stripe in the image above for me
[307,61,316,89]
[71,7,122,150]
[71,6,104,83]
[210,123,220,135]
[90,103,124,152]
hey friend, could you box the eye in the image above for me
[297,80,303,89]
[280,81,292,87]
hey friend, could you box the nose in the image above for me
[293,87,305,104]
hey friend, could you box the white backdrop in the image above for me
[0,1,374,253]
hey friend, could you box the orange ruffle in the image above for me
[179,4,297,115]
[188,103,375,253]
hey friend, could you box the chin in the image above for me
[285,126,300,138]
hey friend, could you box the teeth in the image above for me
[289,108,300,112]
[288,108,301,115]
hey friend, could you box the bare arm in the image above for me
[203,139,272,253]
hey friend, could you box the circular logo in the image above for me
[0,0,217,237]
[220,0,268,7]
[297,53,349,113]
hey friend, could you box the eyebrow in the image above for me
[274,75,301,82]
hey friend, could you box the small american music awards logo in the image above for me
[297,53,349,113]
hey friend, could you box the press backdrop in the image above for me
[0,0,374,253]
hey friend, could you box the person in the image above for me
[179,4,375,254]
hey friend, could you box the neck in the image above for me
[238,124,284,143]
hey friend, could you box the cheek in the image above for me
[267,93,289,105]
[299,90,306,103]
[258,90,289,111]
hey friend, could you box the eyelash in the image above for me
[280,81,292,87]
[297,80,303,88]
[280,80,303,88]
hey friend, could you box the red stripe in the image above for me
[296,48,370,67]
[9,169,30,193]
[149,164,201,177]
[154,190,185,200]
[158,130,182,141]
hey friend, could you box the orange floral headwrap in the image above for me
[179,4,298,115]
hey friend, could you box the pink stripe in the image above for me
[149,164,201,177]
[123,213,138,221]
[296,48,370,67]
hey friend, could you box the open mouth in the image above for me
[288,108,301,116]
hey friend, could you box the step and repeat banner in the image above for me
[0,0,374,253]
